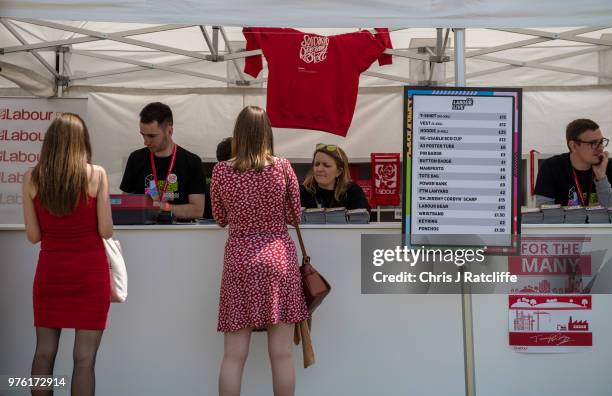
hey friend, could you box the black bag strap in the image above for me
[280,159,310,266]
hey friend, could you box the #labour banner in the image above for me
[508,294,592,353]
[371,153,400,206]
[0,98,87,224]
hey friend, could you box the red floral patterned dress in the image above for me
[211,157,309,332]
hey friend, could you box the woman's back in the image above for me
[28,164,111,330]
[34,194,103,252]
[212,157,300,236]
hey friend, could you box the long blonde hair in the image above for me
[303,144,352,202]
[31,113,92,216]
[231,106,274,172]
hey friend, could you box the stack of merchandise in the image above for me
[521,207,544,224]
[541,204,565,224]
[586,205,610,224]
[347,208,371,224]
[302,208,326,224]
[563,206,587,224]
[325,207,347,224]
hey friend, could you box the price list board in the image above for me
[403,88,521,248]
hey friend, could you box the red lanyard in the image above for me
[571,168,592,207]
[150,144,177,202]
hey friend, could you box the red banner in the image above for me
[370,153,400,206]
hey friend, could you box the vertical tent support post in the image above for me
[453,28,476,396]
[56,47,64,97]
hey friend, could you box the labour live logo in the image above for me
[451,98,474,110]
[299,35,329,64]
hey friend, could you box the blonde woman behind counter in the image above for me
[300,143,370,210]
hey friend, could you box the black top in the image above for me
[300,182,370,210]
[120,145,205,205]
[535,152,612,206]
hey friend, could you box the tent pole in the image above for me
[454,27,475,396]
[56,48,63,97]
[454,28,466,86]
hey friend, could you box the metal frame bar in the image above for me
[71,58,204,81]
[362,71,415,84]
[199,26,216,57]
[0,19,58,77]
[219,26,247,82]
[493,27,612,47]
[8,19,209,61]
[427,28,451,85]
[56,47,64,97]
[4,21,611,87]
[2,19,195,54]
[71,49,230,83]
[442,45,612,83]
[462,27,609,60]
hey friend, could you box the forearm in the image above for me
[170,202,203,219]
[595,176,612,207]
[536,195,555,206]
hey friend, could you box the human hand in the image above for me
[592,150,609,181]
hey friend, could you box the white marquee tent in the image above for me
[1,2,612,190]
[3,4,612,396]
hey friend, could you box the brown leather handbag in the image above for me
[281,159,331,312]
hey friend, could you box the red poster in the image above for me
[508,294,592,352]
[371,153,400,206]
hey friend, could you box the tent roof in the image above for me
[2,0,612,28]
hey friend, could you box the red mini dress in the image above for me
[33,195,110,330]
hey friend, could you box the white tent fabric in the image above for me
[0,59,55,96]
[1,18,612,173]
[1,0,612,28]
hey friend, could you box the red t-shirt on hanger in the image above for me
[243,27,392,137]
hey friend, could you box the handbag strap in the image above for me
[280,159,310,266]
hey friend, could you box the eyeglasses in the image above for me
[316,143,338,152]
[573,138,609,149]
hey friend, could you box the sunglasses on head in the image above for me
[316,143,338,152]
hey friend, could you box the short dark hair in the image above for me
[139,102,173,126]
[216,137,233,162]
[566,118,599,143]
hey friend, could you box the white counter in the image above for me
[0,223,466,396]
[2,223,611,396]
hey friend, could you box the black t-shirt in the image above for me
[300,182,370,210]
[535,152,612,206]
[120,146,205,205]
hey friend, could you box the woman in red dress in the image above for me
[211,106,309,396]
[23,113,113,396]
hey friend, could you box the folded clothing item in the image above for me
[302,208,326,224]
[586,205,610,224]
[347,208,370,224]
[541,204,565,224]
[563,206,587,224]
[325,207,347,224]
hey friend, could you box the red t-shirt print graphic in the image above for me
[243,27,393,137]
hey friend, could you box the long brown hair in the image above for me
[231,106,274,172]
[303,144,352,202]
[31,113,92,216]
